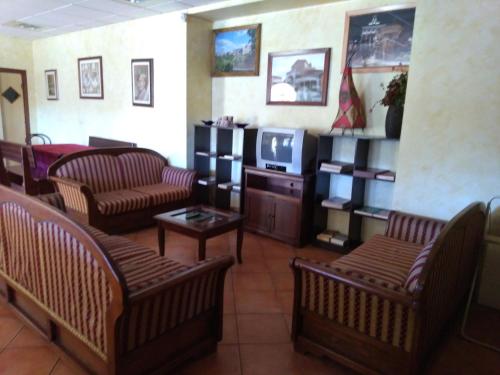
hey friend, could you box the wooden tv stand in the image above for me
[243,166,314,247]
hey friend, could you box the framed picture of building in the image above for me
[45,69,58,100]
[78,56,103,99]
[342,4,416,73]
[266,48,331,106]
[131,59,154,107]
[212,24,261,77]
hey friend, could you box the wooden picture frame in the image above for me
[211,24,261,77]
[131,59,154,107]
[342,4,416,73]
[78,56,103,99]
[45,69,58,100]
[266,48,331,106]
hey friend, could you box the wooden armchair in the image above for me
[290,203,486,374]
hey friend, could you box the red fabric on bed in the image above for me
[32,144,94,177]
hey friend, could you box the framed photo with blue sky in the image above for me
[211,24,261,77]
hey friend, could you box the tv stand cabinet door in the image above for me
[245,190,274,233]
[272,198,300,245]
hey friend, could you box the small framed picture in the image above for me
[212,24,261,77]
[266,48,331,106]
[78,56,103,99]
[131,59,154,107]
[45,69,58,100]
[342,4,416,73]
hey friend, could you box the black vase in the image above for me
[385,105,404,139]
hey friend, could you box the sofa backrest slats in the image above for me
[118,152,165,188]
[48,148,168,192]
[55,154,125,193]
[385,211,446,245]
[0,186,125,360]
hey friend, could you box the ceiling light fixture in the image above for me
[3,21,44,31]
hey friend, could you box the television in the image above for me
[256,128,317,174]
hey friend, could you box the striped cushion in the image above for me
[94,190,150,216]
[131,184,190,206]
[97,235,188,293]
[404,240,435,293]
[55,154,124,193]
[385,211,446,245]
[119,153,165,188]
[331,234,422,291]
[162,166,196,191]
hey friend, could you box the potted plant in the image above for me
[373,72,408,139]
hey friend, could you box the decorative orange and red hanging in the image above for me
[331,51,366,135]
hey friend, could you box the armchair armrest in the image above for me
[290,257,417,352]
[49,176,96,215]
[385,211,446,245]
[118,255,234,354]
[161,166,197,192]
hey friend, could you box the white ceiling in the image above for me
[0,0,221,39]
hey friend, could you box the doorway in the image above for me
[0,68,30,144]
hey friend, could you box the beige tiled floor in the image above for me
[0,228,499,374]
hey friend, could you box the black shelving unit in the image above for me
[313,134,398,253]
[193,124,257,211]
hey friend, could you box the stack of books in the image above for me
[353,168,388,179]
[320,161,354,174]
[321,197,351,210]
[197,176,216,186]
[195,151,216,157]
[217,181,238,191]
[316,230,349,247]
[353,206,391,220]
[219,154,242,161]
[375,171,396,182]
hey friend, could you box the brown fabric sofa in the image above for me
[48,147,196,234]
[0,186,233,375]
[290,203,485,375]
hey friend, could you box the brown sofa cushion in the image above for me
[331,234,422,291]
[94,190,150,215]
[132,183,190,206]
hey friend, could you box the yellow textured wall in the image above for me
[32,13,188,167]
[187,16,213,168]
[393,0,500,219]
[212,0,413,135]
[0,34,37,135]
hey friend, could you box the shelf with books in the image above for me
[353,206,390,220]
[313,134,398,252]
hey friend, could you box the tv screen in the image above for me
[261,132,294,163]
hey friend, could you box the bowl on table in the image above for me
[235,123,249,129]
[201,120,214,126]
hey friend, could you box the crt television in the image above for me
[256,128,317,174]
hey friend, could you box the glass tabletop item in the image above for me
[171,208,225,224]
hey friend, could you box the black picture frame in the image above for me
[131,58,154,107]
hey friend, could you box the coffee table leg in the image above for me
[198,238,206,261]
[158,226,165,257]
[236,225,243,264]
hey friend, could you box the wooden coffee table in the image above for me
[154,205,245,263]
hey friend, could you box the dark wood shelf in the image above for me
[313,135,398,253]
[193,125,257,210]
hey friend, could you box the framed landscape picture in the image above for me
[45,69,58,100]
[78,56,103,99]
[212,24,261,77]
[131,59,154,107]
[342,4,416,73]
[266,48,331,106]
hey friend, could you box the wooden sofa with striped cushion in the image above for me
[48,147,196,234]
[0,186,233,375]
[290,203,485,375]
